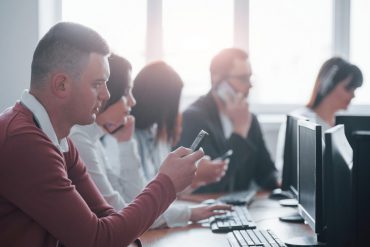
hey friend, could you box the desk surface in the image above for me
[141,192,314,247]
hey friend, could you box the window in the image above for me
[162,0,233,101]
[62,0,146,75]
[62,0,367,109]
[249,0,332,105]
[351,0,370,104]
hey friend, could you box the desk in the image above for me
[141,192,314,247]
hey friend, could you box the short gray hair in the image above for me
[31,22,110,88]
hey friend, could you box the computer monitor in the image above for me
[335,114,370,148]
[298,120,324,236]
[281,114,308,196]
[286,120,325,246]
[352,131,370,246]
[323,125,352,247]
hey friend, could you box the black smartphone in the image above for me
[190,130,209,152]
[218,149,233,160]
[109,124,125,135]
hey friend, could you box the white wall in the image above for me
[0,0,39,111]
[0,0,61,111]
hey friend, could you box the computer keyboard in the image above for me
[209,206,256,233]
[218,189,257,205]
[227,229,287,247]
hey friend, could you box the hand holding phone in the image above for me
[217,149,233,160]
[190,130,209,152]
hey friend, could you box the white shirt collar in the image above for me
[20,90,69,153]
[219,111,233,139]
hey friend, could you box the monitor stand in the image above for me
[280,198,298,207]
[279,198,304,223]
[285,236,326,247]
[279,213,304,223]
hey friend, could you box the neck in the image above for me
[48,109,72,140]
[30,91,71,140]
[313,99,337,127]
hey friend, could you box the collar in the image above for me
[218,111,233,139]
[20,90,69,153]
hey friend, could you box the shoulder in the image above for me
[0,103,50,149]
[250,113,260,127]
[291,106,318,121]
[70,125,93,141]
[69,125,99,151]
[291,107,314,118]
[1,122,65,174]
[183,94,214,120]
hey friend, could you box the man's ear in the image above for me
[50,73,71,98]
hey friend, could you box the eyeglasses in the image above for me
[227,74,252,84]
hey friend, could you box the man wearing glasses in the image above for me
[177,48,279,193]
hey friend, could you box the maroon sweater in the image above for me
[0,103,176,247]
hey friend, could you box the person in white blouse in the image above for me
[130,61,229,191]
[70,54,231,228]
[275,57,363,172]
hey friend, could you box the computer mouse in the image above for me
[201,199,217,205]
[269,188,293,200]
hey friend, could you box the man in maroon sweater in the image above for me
[0,22,204,247]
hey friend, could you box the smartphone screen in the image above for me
[110,124,125,134]
[216,81,236,103]
[218,149,233,160]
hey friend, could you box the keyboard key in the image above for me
[227,229,287,247]
[210,206,256,233]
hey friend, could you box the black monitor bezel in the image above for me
[297,120,324,234]
[352,131,370,246]
[324,125,353,246]
[281,114,308,196]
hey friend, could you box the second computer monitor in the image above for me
[297,120,325,242]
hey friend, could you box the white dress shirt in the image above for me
[104,133,191,227]
[70,123,191,228]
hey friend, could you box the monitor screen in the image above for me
[352,131,370,246]
[335,115,370,148]
[281,114,308,196]
[297,120,324,236]
[324,125,352,247]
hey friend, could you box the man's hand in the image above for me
[224,93,252,138]
[159,147,204,193]
[111,116,135,142]
[191,156,228,189]
[190,204,233,222]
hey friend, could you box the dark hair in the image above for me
[132,61,183,142]
[210,48,248,84]
[100,53,132,112]
[307,57,363,109]
[31,22,110,88]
